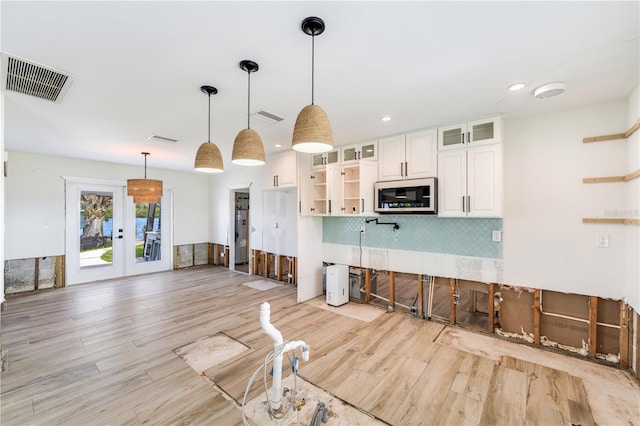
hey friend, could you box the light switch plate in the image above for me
[492,230,502,242]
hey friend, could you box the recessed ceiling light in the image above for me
[381,116,391,122]
[534,82,566,99]
[507,83,525,92]
[274,144,282,148]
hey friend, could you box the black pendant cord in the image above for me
[207,93,212,142]
[311,33,315,105]
[142,152,149,178]
[247,70,251,129]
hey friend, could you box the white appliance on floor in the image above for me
[326,264,349,306]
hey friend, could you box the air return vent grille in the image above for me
[252,110,284,125]
[2,53,75,103]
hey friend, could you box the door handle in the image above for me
[361,199,364,213]
[405,162,408,177]
[468,131,471,143]
[400,163,404,177]
[328,200,332,213]
[462,196,465,213]
[117,235,123,239]
[467,195,471,213]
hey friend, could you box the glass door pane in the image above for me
[79,191,114,269]
[135,201,162,263]
[471,122,494,141]
[442,128,463,147]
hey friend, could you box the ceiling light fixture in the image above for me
[381,116,392,122]
[194,86,224,173]
[232,60,266,166]
[507,83,525,92]
[534,82,565,99]
[292,16,333,154]
[127,152,163,204]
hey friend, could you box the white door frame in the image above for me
[228,183,252,272]
[64,176,174,285]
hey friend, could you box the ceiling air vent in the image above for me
[148,135,178,143]
[252,110,285,125]
[1,52,75,103]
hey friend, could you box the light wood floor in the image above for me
[0,266,634,425]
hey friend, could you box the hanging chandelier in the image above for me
[292,16,333,154]
[194,85,224,173]
[127,152,163,203]
[232,60,266,166]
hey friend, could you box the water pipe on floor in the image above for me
[259,302,310,410]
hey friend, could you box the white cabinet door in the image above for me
[341,144,359,165]
[327,165,341,216]
[262,157,278,189]
[468,116,502,147]
[406,129,437,179]
[310,148,340,169]
[342,140,378,165]
[438,122,467,151]
[276,150,297,188]
[467,145,502,217]
[438,150,467,217]
[359,161,378,215]
[378,134,406,181]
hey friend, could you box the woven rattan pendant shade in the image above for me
[292,104,333,153]
[127,152,163,203]
[232,129,265,166]
[292,17,333,154]
[232,60,265,166]
[194,85,224,173]
[194,141,224,173]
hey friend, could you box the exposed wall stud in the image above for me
[450,278,457,324]
[533,289,541,345]
[365,268,371,303]
[488,283,495,332]
[620,302,629,367]
[589,296,598,359]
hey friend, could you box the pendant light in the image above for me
[292,16,333,154]
[194,85,224,173]
[127,152,163,203]
[232,60,266,166]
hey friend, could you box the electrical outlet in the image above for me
[492,230,502,242]
[360,225,366,234]
[596,233,609,248]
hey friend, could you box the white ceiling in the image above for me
[1,1,638,172]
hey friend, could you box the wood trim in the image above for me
[54,255,65,288]
[389,271,396,310]
[224,246,229,268]
[488,283,495,333]
[582,218,640,225]
[619,302,629,367]
[533,289,541,345]
[636,310,640,379]
[625,169,640,181]
[365,268,371,302]
[208,243,214,265]
[583,118,640,142]
[450,278,456,325]
[588,296,597,359]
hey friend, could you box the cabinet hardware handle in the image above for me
[467,195,471,212]
[361,199,364,212]
[405,162,408,177]
[273,176,276,187]
[462,196,466,212]
[400,163,404,177]
[468,131,471,143]
[358,151,361,160]
[329,200,332,213]
[311,207,315,212]
[299,201,301,213]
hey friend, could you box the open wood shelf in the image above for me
[582,218,640,225]
[583,169,640,183]
[582,118,640,143]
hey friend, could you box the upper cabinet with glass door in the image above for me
[341,140,378,165]
[438,116,502,151]
[310,148,341,170]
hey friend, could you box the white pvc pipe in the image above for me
[260,302,284,410]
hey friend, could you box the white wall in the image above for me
[503,99,631,300]
[4,151,210,259]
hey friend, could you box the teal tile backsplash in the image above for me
[323,216,502,259]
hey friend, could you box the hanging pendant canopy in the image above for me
[292,16,333,154]
[194,85,224,173]
[232,60,266,166]
[127,152,163,204]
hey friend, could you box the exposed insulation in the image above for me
[540,336,589,357]
[193,243,208,266]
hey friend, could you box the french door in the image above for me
[65,179,172,285]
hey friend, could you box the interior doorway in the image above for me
[233,190,250,274]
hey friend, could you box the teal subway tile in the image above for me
[323,216,502,259]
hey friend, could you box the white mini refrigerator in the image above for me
[326,264,349,306]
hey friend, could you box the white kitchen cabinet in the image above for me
[438,116,502,151]
[263,150,297,189]
[341,140,378,165]
[300,165,340,216]
[339,161,377,215]
[310,148,340,170]
[438,144,502,217]
[378,128,437,181]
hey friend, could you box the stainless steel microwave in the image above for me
[374,178,437,214]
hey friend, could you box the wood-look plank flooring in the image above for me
[0,266,618,425]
